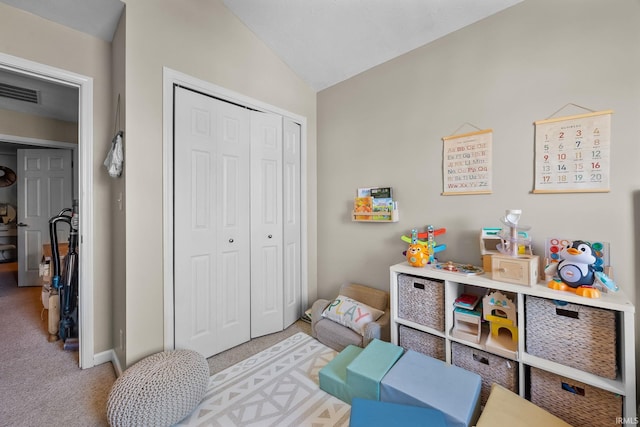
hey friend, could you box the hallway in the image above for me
[0,261,115,426]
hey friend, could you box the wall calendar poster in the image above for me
[442,129,492,195]
[534,110,612,193]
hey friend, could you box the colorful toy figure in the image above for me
[401,226,447,265]
[545,240,603,298]
[406,243,430,267]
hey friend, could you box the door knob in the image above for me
[268,234,272,239]
[229,238,234,243]
[17,223,28,227]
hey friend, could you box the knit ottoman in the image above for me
[107,349,209,427]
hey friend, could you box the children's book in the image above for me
[372,197,394,220]
[371,187,393,199]
[454,293,480,310]
[301,307,312,323]
[354,196,373,219]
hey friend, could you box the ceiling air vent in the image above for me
[0,82,39,104]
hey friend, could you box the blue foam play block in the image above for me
[380,350,481,427]
[346,339,404,401]
[318,344,363,404]
[350,398,447,427]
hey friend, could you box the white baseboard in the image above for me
[94,348,123,377]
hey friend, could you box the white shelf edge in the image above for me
[521,352,625,396]
[447,326,519,362]
[393,316,446,339]
[390,262,635,313]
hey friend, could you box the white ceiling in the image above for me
[223,0,523,91]
[0,0,523,121]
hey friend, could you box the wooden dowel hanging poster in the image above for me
[442,129,492,195]
[533,110,612,193]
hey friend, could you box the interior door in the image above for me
[17,149,73,287]
[283,119,301,328]
[250,111,284,338]
[174,87,251,357]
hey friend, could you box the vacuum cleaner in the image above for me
[49,200,79,350]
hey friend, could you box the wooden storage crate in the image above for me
[451,341,517,406]
[529,367,622,427]
[398,325,445,361]
[525,296,617,379]
[397,274,444,331]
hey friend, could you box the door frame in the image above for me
[0,52,95,369]
[162,67,308,350]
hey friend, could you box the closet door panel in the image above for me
[174,87,250,357]
[283,119,301,327]
[250,111,284,338]
[174,88,219,356]
[215,101,251,352]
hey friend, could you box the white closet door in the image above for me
[283,119,301,327]
[174,87,251,357]
[250,111,284,338]
[17,149,73,287]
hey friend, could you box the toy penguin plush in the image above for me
[547,240,600,298]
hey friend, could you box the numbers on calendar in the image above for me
[534,110,612,193]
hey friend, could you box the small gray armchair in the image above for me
[311,283,390,352]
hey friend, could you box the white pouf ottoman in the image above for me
[107,349,209,427]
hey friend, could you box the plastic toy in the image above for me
[406,243,430,267]
[495,209,532,257]
[406,229,428,267]
[544,240,617,298]
[401,226,447,265]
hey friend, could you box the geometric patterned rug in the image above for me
[177,332,351,426]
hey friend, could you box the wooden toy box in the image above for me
[490,254,539,286]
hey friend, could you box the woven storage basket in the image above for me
[398,324,446,361]
[530,367,622,427]
[525,296,617,379]
[451,341,517,406]
[397,274,444,331]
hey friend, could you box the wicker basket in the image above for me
[451,342,517,406]
[397,274,444,331]
[398,325,445,361]
[529,367,622,427]
[525,296,617,379]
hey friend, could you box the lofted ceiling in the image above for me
[0,0,523,121]
[223,0,524,91]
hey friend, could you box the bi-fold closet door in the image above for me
[173,86,301,358]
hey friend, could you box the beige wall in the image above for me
[122,0,317,365]
[318,0,640,385]
[0,109,78,144]
[0,4,114,355]
[111,10,127,369]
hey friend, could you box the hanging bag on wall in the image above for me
[104,94,124,178]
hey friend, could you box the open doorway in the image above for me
[0,52,95,369]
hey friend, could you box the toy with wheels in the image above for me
[544,240,617,298]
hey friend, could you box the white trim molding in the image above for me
[0,52,95,369]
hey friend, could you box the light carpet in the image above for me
[178,332,351,427]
